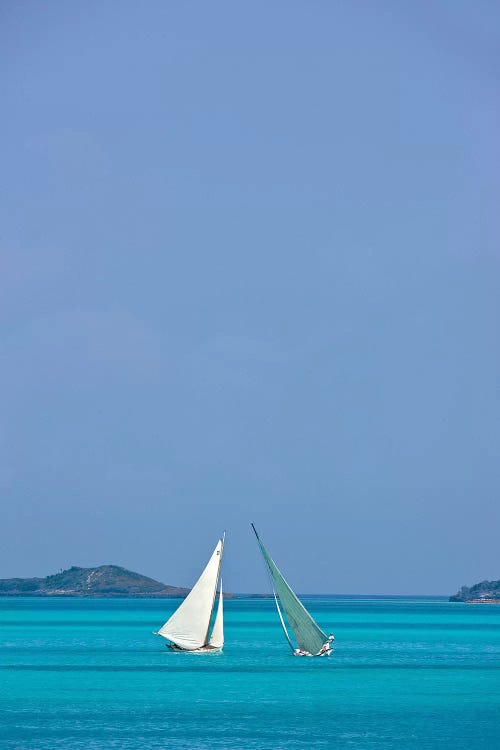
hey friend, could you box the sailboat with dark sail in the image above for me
[154,533,225,653]
[252,524,334,657]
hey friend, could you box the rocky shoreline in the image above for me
[449,579,500,603]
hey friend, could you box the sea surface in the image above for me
[1,596,499,749]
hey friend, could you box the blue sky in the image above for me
[1,1,498,594]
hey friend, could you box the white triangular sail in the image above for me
[157,538,223,650]
[208,582,224,648]
[252,524,327,655]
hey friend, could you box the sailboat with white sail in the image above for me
[154,533,225,653]
[251,524,334,657]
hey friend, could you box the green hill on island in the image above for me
[449,579,500,603]
[0,565,191,597]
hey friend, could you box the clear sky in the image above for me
[1,1,498,594]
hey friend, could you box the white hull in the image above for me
[167,643,222,654]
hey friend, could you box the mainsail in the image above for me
[251,524,327,655]
[157,536,224,650]
[208,582,224,649]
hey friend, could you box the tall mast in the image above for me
[204,531,225,646]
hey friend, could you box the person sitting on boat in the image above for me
[316,634,335,656]
[294,647,312,657]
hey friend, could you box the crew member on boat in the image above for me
[316,634,335,656]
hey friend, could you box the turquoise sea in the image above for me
[1,596,499,749]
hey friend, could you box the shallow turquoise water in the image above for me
[1,596,499,749]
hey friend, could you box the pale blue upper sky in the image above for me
[1,1,498,593]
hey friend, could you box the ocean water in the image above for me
[1,596,499,749]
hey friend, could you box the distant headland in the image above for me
[0,565,191,597]
[449,579,500,603]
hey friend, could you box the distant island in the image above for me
[449,579,500,603]
[0,565,191,597]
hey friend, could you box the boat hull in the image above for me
[167,643,222,654]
